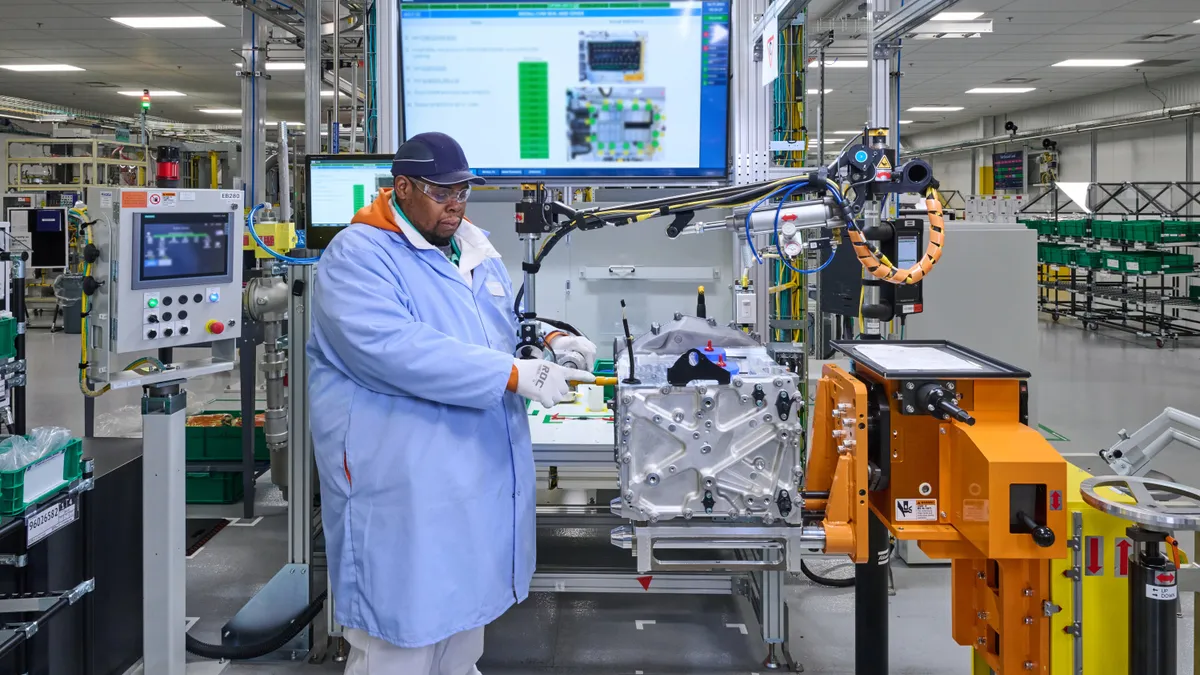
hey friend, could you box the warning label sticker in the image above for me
[877,155,892,169]
[895,498,937,522]
[1147,585,1178,601]
[121,191,148,208]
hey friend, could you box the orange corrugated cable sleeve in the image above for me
[847,196,945,284]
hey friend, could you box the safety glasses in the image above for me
[413,178,472,204]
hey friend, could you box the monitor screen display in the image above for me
[399,0,731,181]
[307,156,395,229]
[138,212,230,283]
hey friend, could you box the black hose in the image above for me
[184,590,328,660]
[800,559,854,588]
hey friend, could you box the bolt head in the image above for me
[947,382,956,390]
[1023,588,1034,597]
[977,612,989,620]
[660,386,671,395]
[977,637,987,646]
[764,414,773,422]
[622,395,633,405]
[905,382,915,390]
[653,415,663,423]
[646,473,660,486]
[683,509,693,519]
[693,431,701,439]
[701,444,712,454]
[773,378,784,388]
[1024,617,1034,625]
[733,378,743,388]
[977,571,987,580]
[622,453,632,464]
[1024,662,1034,671]
[905,405,915,413]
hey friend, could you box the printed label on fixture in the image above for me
[220,191,241,201]
[1147,584,1178,601]
[122,191,148,208]
[895,498,937,522]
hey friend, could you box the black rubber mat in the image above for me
[186,518,229,556]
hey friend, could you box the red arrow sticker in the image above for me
[1115,538,1132,578]
[1157,572,1176,584]
[1049,490,1063,511]
[636,575,653,591]
[1084,536,1104,576]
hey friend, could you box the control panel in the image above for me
[84,188,243,361]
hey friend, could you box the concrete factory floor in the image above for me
[22,318,1200,674]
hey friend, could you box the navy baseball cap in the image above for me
[390,132,485,186]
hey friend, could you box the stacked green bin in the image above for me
[185,472,244,504]
[1103,252,1126,273]
[1039,244,1074,265]
[1057,219,1090,238]
[1191,286,1200,302]
[1121,220,1167,244]
[1091,220,1124,240]
[0,317,16,361]
[1072,250,1107,269]
[1119,251,1195,275]
[1162,220,1200,244]
[0,437,84,516]
[185,412,269,462]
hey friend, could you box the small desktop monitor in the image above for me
[398,0,732,182]
[304,155,395,250]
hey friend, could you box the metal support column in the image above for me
[330,0,341,147]
[10,254,25,435]
[241,8,268,206]
[760,562,786,670]
[278,121,292,222]
[855,510,889,675]
[305,0,323,155]
[239,335,257,519]
[142,382,188,675]
[375,0,400,149]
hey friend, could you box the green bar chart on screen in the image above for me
[518,61,550,159]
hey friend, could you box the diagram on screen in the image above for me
[349,172,393,212]
[579,31,646,83]
[567,87,666,162]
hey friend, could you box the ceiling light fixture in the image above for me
[967,87,1036,94]
[0,113,37,122]
[813,60,868,69]
[118,90,186,97]
[908,106,965,112]
[832,130,864,135]
[822,139,846,144]
[320,90,335,97]
[807,88,833,94]
[932,11,984,21]
[0,64,84,72]
[111,16,224,29]
[1053,58,1143,67]
[199,108,242,115]
[899,120,914,124]
[234,62,305,71]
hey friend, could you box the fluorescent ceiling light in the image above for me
[807,88,833,94]
[822,139,846,144]
[1,64,83,72]
[199,108,241,115]
[908,106,964,112]
[899,120,913,124]
[967,87,1036,94]
[234,62,305,71]
[1053,59,1143,67]
[933,11,984,21]
[320,90,335,97]
[118,90,186,97]
[0,113,37,122]
[815,60,867,69]
[832,130,864,135]
[112,16,223,29]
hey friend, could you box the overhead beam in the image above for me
[752,0,815,47]
[872,0,959,43]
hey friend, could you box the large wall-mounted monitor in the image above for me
[399,0,732,182]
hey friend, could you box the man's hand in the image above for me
[547,334,598,371]
[511,359,595,408]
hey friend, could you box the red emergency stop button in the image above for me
[206,320,225,335]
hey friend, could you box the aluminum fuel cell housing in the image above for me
[612,316,804,525]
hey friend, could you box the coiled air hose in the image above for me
[184,590,328,660]
[800,560,854,588]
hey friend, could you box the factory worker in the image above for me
[307,131,597,675]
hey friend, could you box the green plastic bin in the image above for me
[1191,286,1200,302]
[0,437,84,516]
[1121,221,1164,244]
[1091,220,1125,240]
[1162,220,1200,244]
[0,317,16,362]
[1103,253,1126,273]
[1057,219,1090,238]
[1072,250,1107,269]
[593,359,616,400]
[186,472,245,504]
[185,412,269,462]
[1119,251,1194,275]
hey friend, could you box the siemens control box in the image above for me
[84,188,243,367]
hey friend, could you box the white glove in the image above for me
[548,334,598,371]
[512,359,595,409]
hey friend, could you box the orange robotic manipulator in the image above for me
[804,341,1068,675]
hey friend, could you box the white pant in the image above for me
[343,627,484,675]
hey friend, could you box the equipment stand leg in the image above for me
[142,381,189,675]
[855,510,889,675]
[1128,526,1176,675]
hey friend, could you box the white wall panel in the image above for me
[930,150,974,194]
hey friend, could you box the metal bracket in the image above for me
[1063,622,1082,638]
[1043,600,1062,617]
[0,554,26,568]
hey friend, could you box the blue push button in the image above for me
[855,150,869,163]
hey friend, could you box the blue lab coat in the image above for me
[307,192,534,648]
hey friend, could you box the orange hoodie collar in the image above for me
[351,187,403,234]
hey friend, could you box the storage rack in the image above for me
[5,139,148,193]
[1020,182,1200,348]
